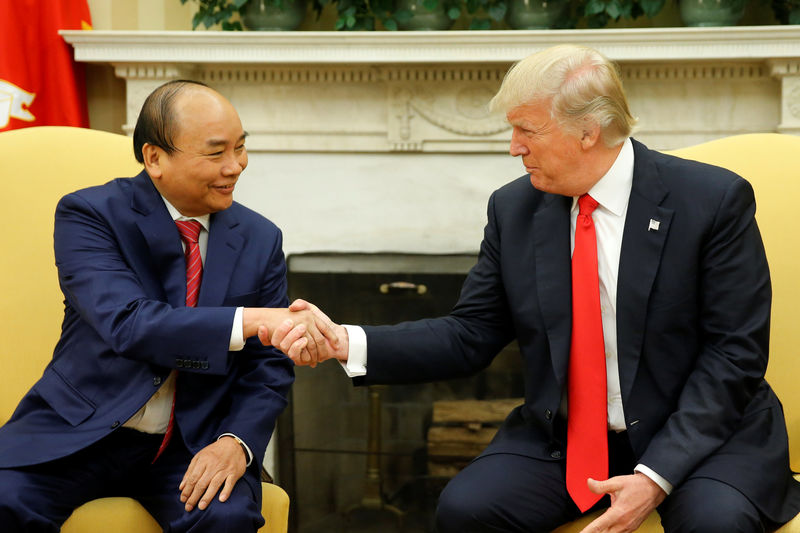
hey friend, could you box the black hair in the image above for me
[132,79,210,163]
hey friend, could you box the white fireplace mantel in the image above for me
[61,27,800,64]
[61,29,800,257]
[63,28,800,151]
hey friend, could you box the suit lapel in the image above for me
[534,193,573,387]
[130,171,186,308]
[199,207,244,306]
[617,141,674,403]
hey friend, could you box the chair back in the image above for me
[666,133,800,471]
[0,126,142,422]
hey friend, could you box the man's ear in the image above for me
[141,143,163,179]
[580,123,602,150]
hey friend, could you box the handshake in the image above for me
[244,299,345,367]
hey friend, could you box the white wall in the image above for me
[235,152,524,257]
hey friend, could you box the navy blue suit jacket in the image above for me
[359,140,800,522]
[0,171,294,498]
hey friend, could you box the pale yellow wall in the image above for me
[86,0,194,30]
[84,1,195,134]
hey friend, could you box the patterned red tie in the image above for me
[175,219,204,308]
[566,194,608,512]
[152,219,203,463]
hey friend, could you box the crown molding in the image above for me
[61,27,800,65]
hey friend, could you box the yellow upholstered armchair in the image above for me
[0,126,289,533]
[553,133,800,533]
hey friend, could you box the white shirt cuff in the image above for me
[634,463,673,495]
[218,433,253,466]
[340,325,367,377]
[229,307,245,351]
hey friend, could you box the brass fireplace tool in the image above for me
[344,385,406,530]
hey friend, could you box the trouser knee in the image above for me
[0,470,61,533]
[171,485,263,533]
[661,478,763,533]
[0,502,60,533]
[435,477,501,533]
[663,511,762,533]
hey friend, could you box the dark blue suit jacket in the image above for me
[0,170,294,498]
[358,140,800,522]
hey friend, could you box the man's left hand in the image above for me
[579,473,667,533]
[179,437,247,512]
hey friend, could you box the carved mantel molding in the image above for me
[61,27,800,63]
[63,28,800,151]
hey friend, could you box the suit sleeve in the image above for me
[638,176,771,487]
[54,190,294,463]
[55,190,239,375]
[361,191,516,384]
[215,229,294,462]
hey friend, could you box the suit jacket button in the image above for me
[545,409,553,420]
[176,359,183,368]
[153,376,162,386]
[111,421,120,429]
[201,362,209,370]
[550,450,562,459]
[192,361,201,369]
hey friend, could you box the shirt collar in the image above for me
[572,137,634,217]
[160,196,211,232]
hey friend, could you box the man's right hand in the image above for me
[243,305,339,365]
[263,299,349,367]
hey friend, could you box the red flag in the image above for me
[0,0,92,132]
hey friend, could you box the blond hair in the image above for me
[489,45,637,146]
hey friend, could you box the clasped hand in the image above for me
[257,299,347,367]
[247,300,345,366]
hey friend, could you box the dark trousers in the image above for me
[0,428,263,533]
[436,430,766,533]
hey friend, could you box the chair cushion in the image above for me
[60,482,289,533]
[61,497,160,533]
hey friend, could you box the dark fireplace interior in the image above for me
[278,253,524,533]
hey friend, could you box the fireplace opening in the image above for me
[278,253,524,532]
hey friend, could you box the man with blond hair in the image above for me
[275,45,800,532]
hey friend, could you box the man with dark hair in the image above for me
[0,80,335,532]
[132,79,211,163]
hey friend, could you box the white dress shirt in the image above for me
[122,197,252,465]
[564,138,633,432]
[341,138,672,494]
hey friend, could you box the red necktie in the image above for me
[566,194,608,512]
[152,219,203,463]
[175,219,204,308]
